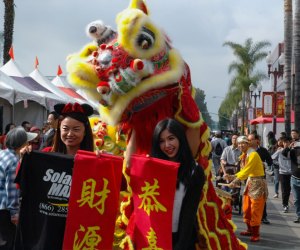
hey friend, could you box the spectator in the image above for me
[39,111,59,150]
[280,131,287,138]
[211,131,227,176]
[0,123,15,149]
[220,133,241,209]
[267,131,277,155]
[224,133,231,146]
[283,132,300,223]
[291,129,300,143]
[272,137,292,213]
[271,137,285,198]
[29,126,42,150]
[21,121,31,132]
[0,127,37,249]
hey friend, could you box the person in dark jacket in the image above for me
[282,137,300,223]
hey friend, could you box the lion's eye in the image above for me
[136,27,155,50]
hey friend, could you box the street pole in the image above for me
[273,73,278,134]
[267,67,283,135]
[267,51,284,136]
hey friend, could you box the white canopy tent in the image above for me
[0,71,46,130]
[30,69,74,104]
[1,59,63,111]
[52,75,99,111]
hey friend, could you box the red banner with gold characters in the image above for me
[276,92,285,118]
[128,154,180,249]
[262,91,285,118]
[63,150,123,250]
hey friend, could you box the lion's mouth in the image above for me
[125,84,179,114]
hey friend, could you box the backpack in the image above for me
[215,142,223,156]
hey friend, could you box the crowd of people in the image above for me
[1,101,300,248]
[0,102,97,249]
[0,102,208,249]
[210,128,300,242]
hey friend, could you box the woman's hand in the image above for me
[11,214,19,225]
[19,144,32,159]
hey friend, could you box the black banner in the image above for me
[15,151,74,250]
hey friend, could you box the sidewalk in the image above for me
[231,175,300,250]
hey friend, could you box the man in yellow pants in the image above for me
[227,136,268,242]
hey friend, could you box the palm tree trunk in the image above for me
[3,0,15,64]
[294,0,300,130]
[284,0,293,135]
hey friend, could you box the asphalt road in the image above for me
[231,175,300,250]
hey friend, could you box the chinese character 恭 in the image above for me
[138,178,167,215]
[73,225,101,250]
[77,178,110,215]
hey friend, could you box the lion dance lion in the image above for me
[66,0,247,249]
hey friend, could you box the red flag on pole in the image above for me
[57,65,63,76]
[9,46,14,60]
[34,56,39,69]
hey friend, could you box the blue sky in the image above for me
[0,0,284,118]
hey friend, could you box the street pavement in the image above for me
[231,175,300,249]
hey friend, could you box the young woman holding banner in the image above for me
[151,118,205,250]
[44,102,94,155]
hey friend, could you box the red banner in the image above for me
[276,92,285,117]
[63,151,123,250]
[128,154,179,249]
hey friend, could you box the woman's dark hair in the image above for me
[151,118,196,187]
[51,103,94,153]
[4,123,15,135]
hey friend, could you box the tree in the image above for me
[294,0,300,130]
[284,0,293,135]
[194,88,213,129]
[3,0,15,64]
[221,38,271,133]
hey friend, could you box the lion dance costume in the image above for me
[67,0,247,249]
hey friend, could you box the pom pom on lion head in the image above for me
[66,0,184,126]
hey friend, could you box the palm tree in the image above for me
[3,0,15,64]
[284,0,293,135]
[221,38,271,133]
[294,0,300,130]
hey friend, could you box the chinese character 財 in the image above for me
[77,178,110,215]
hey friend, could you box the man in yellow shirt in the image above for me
[227,136,268,242]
